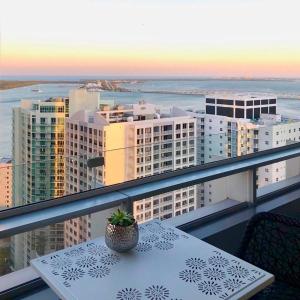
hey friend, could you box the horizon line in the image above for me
[2,75,300,81]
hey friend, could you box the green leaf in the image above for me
[108,209,135,226]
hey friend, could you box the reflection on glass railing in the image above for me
[257,156,300,198]
[0,237,10,276]
[5,203,121,273]
[0,179,245,276]
[7,213,98,274]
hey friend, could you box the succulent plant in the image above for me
[108,209,135,227]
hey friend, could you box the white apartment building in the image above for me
[198,93,300,205]
[69,86,114,117]
[0,158,12,209]
[64,101,197,247]
[12,98,68,269]
[256,114,300,187]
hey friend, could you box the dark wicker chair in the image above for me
[237,212,300,300]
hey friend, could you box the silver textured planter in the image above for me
[105,222,139,252]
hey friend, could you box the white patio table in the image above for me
[31,220,274,300]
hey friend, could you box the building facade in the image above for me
[0,158,12,209]
[64,102,197,246]
[256,115,300,187]
[12,98,68,269]
[205,93,277,119]
[68,86,114,117]
[197,93,300,205]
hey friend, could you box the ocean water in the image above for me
[120,79,300,95]
[0,80,300,157]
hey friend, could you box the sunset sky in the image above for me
[1,0,300,77]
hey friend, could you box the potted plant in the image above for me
[105,209,139,252]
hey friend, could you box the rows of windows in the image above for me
[137,123,195,136]
[32,117,65,125]
[206,98,277,106]
[40,105,65,113]
[206,106,277,118]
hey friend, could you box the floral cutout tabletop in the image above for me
[31,220,274,300]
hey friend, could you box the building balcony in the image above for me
[1,143,300,299]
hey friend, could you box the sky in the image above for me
[1,0,300,78]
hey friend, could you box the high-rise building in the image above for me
[255,114,300,188]
[205,93,277,119]
[68,86,114,117]
[11,87,109,269]
[64,101,197,246]
[12,98,68,269]
[196,93,300,205]
[0,158,12,209]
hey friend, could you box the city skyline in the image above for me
[9,87,300,262]
[1,0,300,77]
[0,0,300,296]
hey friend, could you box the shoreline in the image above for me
[0,80,80,91]
[1,80,300,101]
[0,79,132,91]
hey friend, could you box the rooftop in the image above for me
[206,92,277,101]
[69,102,194,125]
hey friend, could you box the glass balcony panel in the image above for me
[3,133,300,212]
[257,156,300,199]
[2,206,120,276]
[0,174,255,277]
[256,140,300,199]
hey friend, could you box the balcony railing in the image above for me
[1,142,300,239]
[1,141,300,298]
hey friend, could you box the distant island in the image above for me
[0,80,44,90]
[0,80,82,90]
[1,77,299,91]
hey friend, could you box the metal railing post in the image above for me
[252,167,257,205]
